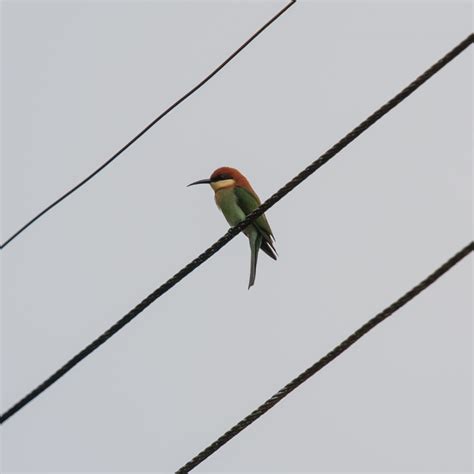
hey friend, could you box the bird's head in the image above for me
[187,167,251,192]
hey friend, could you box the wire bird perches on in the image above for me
[0,0,296,249]
[0,33,472,424]
[176,242,473,473]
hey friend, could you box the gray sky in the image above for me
[1,0,472,472]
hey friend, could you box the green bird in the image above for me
[188,166,277,288]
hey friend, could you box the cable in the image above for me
[176,242,473,473]
[0,33,471,424]
[0,0,296,250]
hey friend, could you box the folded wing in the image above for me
[234,186,277,260]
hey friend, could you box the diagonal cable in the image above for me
[0,33,471,424]
[0,0,296,249]
[176,242,473,473]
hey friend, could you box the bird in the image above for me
[188,167,277,289]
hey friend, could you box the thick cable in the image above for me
[176,242,473,472]
[1,33,471,424]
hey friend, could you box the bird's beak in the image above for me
[187,178,211,187]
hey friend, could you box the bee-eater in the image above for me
[188,167,277,289]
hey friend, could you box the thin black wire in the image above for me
[176,242,473,473]
[0,0,296,250]
[0,33,471,424]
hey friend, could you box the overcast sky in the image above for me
[1,1,472,473]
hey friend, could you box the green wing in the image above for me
[234,186,274,241]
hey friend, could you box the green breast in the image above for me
[215,188,246,227]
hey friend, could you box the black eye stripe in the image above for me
[211,173,232,182]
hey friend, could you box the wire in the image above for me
[175,242,473,473]
[0,0,296,250]
[0,33,471,424]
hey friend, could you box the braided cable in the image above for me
[176,242,473,473]
[1,33,471,424]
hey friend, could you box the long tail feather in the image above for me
[248,232,262,289]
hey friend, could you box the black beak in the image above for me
[187,178,211,187]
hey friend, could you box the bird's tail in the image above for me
[248,231,262,289]
[261,237,277,260]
